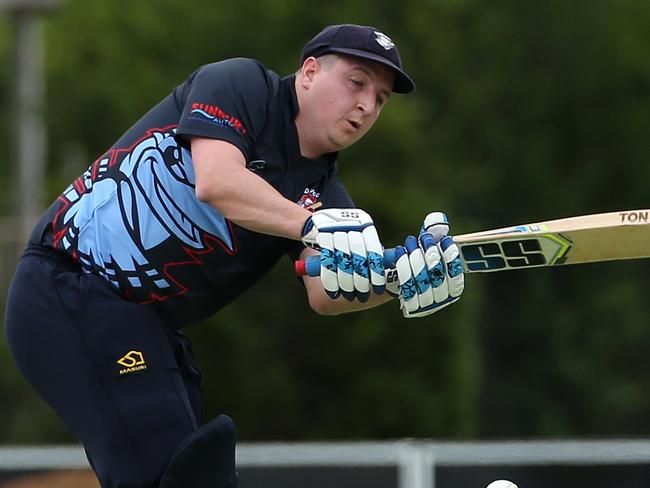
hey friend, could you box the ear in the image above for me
[299,56,320,89]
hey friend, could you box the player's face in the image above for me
[300,55,394,156]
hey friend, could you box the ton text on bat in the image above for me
[619,211,649,223]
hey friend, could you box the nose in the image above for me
[356,91,375,114]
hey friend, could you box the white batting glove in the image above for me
[393,212,465,318]
[301,208,386,302]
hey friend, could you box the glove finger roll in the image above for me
[362,225,385,293]
[440,236,465,297]
[405,236,434,308]
[333,231,355,301]
[395,244,419,312]
[318,233,339,299]
[422,212,450,242]
[349,231,370,303]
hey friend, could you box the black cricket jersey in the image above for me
[29,58,354,327]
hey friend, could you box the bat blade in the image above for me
[456,210,650,273]
[295,210,650,277]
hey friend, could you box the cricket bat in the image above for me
[295,209,650,276]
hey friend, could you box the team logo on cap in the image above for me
[373,31,395,50]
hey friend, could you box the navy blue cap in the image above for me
[301,24,415,94]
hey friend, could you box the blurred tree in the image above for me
[0,17,13,215]
[0,0,649,444]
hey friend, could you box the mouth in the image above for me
[347,119,361,131]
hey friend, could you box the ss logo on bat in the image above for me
[460,239,547,271]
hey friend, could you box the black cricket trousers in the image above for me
[4,246,203,487]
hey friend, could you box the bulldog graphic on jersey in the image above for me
[51,128,237,302]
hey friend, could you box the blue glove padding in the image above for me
[301,208,386,302]
[393,212,465,318]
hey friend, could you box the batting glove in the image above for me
[301,208,386,302]
[392,212,465,318]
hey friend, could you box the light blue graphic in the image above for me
[59,129,235,293]
[413,267,431,293]
[447,256,464,277]
[321,248,337,272]
[351,253,369,278]
[428,261,445,287]
[367,251,384,275]
[335,250,353,274]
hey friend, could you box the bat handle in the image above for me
[295,248,397,277]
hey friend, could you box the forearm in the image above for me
[300,247,394,315]
[192,137,310,240]
[305,275,394,315]
[203,162,310,239]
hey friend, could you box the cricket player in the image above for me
[4,24,464,487]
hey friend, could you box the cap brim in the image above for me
[323,47,415,94]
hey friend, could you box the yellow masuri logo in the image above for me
[116,350,147,375]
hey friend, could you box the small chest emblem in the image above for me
[298,188,322,211]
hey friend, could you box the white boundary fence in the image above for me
[2,440,650,488]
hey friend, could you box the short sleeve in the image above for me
[175,58,273,161]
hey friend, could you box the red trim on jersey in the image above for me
[139,221,239,304]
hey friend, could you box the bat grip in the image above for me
[295,248,397,277]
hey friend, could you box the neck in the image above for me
[295,117,322,160]
[294,77,323,159]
